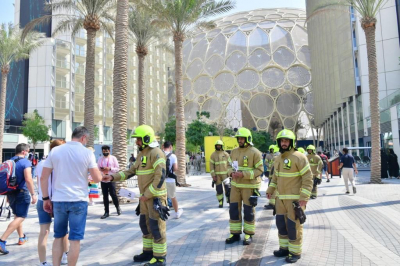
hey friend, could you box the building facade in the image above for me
[306,0,400,160]
[2,0,171,159]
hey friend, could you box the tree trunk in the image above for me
[363,21,381,184]
[174,33,187,185]
[112,0,129,202]
[0,66,9,163]
[138,53,146,125]
[84,29,97,148]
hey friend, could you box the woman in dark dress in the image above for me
[381,150,389,178]
[388,149,400,179]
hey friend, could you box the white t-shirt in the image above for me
[36,159,52,200]
[164,151,177,183]
[43,141,98,202]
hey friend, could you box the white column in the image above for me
[332,115,337,152]
[353,96,360,156]
[346,101,352,147]
[390,106,400,165]
[336,110,341,151]
[341,106,346,147]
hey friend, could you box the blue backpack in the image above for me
[0,158,22,195]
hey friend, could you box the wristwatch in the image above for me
[42,196,50,200]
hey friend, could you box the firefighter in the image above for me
[103,125,167,266]
[297,147,306,154]
[306,145,323,199]
[266,129,313,263]
[225,127,263,245]
[264,145,279,210]
[210,140,231,208]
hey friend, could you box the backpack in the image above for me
[166,153,173,177]
[0,158,22,195]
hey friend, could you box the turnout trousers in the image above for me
[139,196,167,259]
[215,176,230,205]
[312,177,318,198]
[275,198,304,256]
[229,185,256,235]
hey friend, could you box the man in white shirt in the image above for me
[163,142,183,219]
[40,127,102,266]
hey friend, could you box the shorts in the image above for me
[166,182,176,198]
[53,201,88,240]
[37,200,52,224]
[7,190,30,218]
[323,164,328,172]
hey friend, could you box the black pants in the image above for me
[101,182,119,213]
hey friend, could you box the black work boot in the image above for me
[133,251,153,262]
[117,207,122,215]
[219,200,223,208]
[285,253,301,263]
[225,234,240,244]
[100,212,109,219]
[243,234,252,245]
[264,204,274,210]
[144,257,166,266]
[273,248,289,257]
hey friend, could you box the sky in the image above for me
[0,0,306,24]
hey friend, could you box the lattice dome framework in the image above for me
[177,8,314,136]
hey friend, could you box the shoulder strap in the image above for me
[13,158,22,163]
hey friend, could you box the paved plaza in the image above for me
[1,170,400,266]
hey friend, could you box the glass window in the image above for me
[52,120,66,138]
[75,45,86,56]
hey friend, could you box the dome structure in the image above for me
[180,8,314,135]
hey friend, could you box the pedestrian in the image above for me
[196,153,202,172]
[103,125,167,266]
[185,153,190,175]
[267,129,313,263]
[0,143,37,255]
[40,126,103,266]
[388,149,400,179]
[163,141,183,218]
[381,150,389,178]
[35,140,69,265]
[306,145,323,199]
[226,127,263,246]
[317,151,330,182]
[338,147,358,194]
[98,145,121,219]
[209,140,231,208]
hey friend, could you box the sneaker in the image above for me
[0,240,9,254]
[18,234,28,245]
[61,252,68,264]
[40,262,53,266]
[264,204,274,210]
[345,191,350,194]
[353,187,357,194]
[144,258,166,266]
[175,208,183,219]
[327,179,330,183]
[225,234,240,244]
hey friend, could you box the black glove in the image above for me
[292,201,306,224]
[135,202,140,216]
[212,180,215,188]
[317,178,322,185]
[273,204,276,216]
[153,198,170,221]
[249,189,261,207]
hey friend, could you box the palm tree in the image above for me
[0,23,44,162]
[23,0,115,147]
[128,7,165,125]
[308,0,386,184]
[136,0,235,185]
[112,0,129,172]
